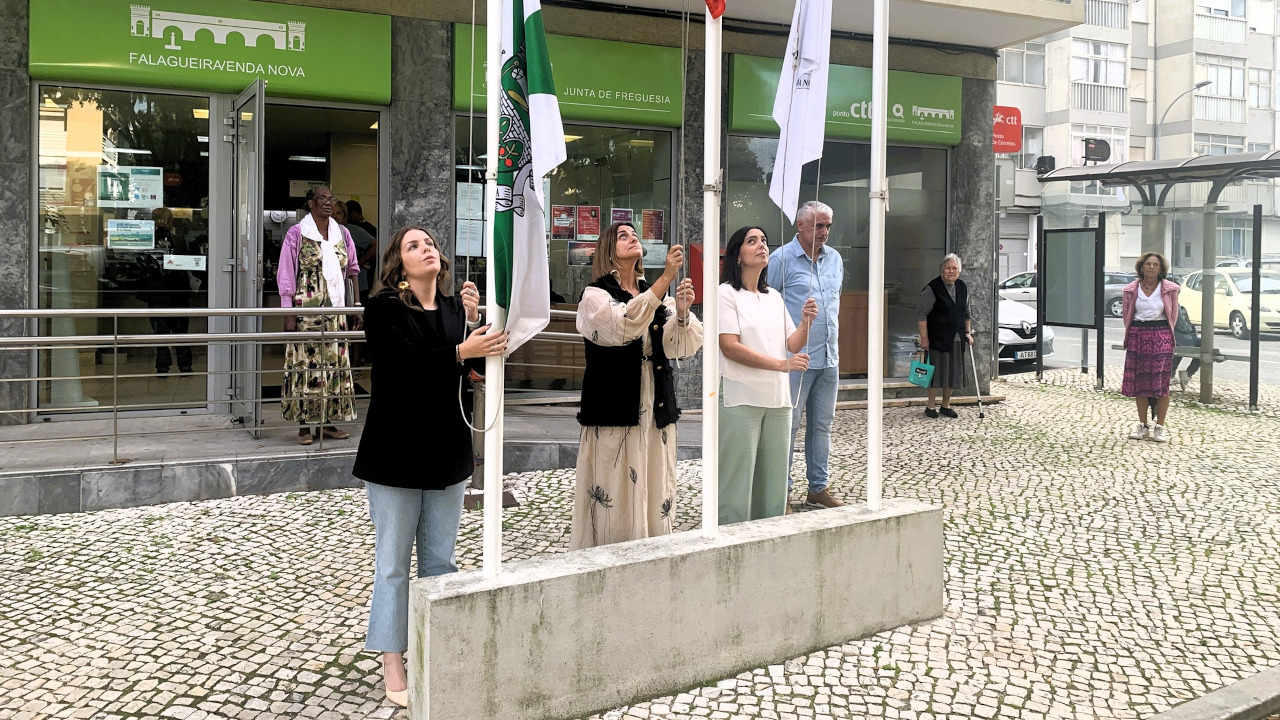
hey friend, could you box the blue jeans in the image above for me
[364,480,466,653]
[788,365,838,495]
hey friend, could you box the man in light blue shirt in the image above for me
[766,200,845,510]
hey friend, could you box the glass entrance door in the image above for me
[230,80,265,430]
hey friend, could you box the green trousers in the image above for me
[718,400,792,525]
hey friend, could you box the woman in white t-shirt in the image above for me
[718,226,818,524]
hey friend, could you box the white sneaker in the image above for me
[1129,423,1149,440]
[1151,425,1169,443]
[1177,370,1189,392]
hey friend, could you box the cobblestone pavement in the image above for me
[3,371,1280,720]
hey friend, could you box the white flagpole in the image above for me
[483,0,506,577]
[867,0,888,512]
[702,6,722,539]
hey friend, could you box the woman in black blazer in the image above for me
[352,225,507,707]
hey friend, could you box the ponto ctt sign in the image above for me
[993,105,1022,153]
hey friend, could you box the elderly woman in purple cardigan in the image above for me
[276,186,362,445]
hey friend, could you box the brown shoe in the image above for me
[297,430,313,446]
[322,426,350,440]
[806,489,845,508]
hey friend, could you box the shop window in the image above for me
[725,136,949,375]
[454,117,674,392]
[36,86,210,412]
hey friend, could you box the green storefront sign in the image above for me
[454,25,683,127]
[29,0,391,104]
[729,55,963,146]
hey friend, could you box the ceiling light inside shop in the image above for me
[564,135,583,143]
[200,151,209,157]
[197,136,208,143]
[629,139,654,148]
[193,108,209,119]
[369,121,378,129]
[288,155,327,163]
[111,148,152,155]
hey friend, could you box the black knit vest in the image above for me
[576,276,681,429]
[926,276,968,351]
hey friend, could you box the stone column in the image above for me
[0,0,31,425]
[948,76,996,396]
[388,18,455,259]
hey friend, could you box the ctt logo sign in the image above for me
[993,105,1022,153]
[29,0,391,104]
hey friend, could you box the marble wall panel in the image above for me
[0,0,31,425]
[0,476,37,516]
[37,473,81,515]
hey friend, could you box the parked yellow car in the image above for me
[1179,269,1280,339]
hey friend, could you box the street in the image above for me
[1002,317,1280,385]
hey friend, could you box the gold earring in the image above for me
[396,278,409,290]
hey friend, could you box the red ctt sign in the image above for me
[993,105,1022,153]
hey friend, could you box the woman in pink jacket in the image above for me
[1120,252,1180,443]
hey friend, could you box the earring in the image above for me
[396,278,409,290]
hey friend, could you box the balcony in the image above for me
[1195,13,1247,44]
[1085,0,1128,29]
[1195,95,1246,123]
[1071,82,1127,113]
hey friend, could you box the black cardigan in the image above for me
[352,290,481,490]
[924,276,969,352]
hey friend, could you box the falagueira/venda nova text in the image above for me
[128,53,307,77]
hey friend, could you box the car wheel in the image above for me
[1230,311,1248,339]
[1108,297,1123,317]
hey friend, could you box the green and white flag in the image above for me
[495,0,566,354]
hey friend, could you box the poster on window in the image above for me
[567,240,595,266]
[552,205,576,240]
[456,220,485,257]
[641,209,665,241]
[611,208,634,225]
[456,182,485,220]
[97,166,163,209]
[576,206,601,240]
[106,219,155,250]
[641,241,668,269]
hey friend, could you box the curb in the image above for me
[1151,665,1280,720]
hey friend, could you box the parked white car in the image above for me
[1180,269,1280,339]
[998,297,1055,362]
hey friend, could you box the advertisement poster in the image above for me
[576,206,601,240]
[456,220,485,256]
[106,219,156,250]
[455,182,484,220]
[552,205,576,240]
[97,166,164,209]
[567,240,595,266]
[163,254,206,271]
[641,209,665,241]
[611,208,634,225]
[641,241,668,269]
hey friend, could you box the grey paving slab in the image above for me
[1,372,1279,720]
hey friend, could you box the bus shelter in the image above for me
[1038,152,1280,408]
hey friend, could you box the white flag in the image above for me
[495,0,567,354]
[768,0,832,223]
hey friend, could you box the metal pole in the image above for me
[482,0,505,577]
[866,0,889,513]
[701,7,723,538]
[1036,224,1045,380]
[1200,203,1217,404]
[1250,203,1262,411]
[112,315,120,464]
[1095,213,1106,389]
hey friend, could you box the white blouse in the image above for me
[1134,283,1165,322]
[719,284,796,408]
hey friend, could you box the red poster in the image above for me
[641,209,665,241]
[551,205,576,240]
[576,206,601,240]
[993,105,1022,153]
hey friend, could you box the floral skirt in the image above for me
[1121,323,1174,398]
[282,313,357,425]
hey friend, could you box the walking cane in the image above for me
[967,345,986,419]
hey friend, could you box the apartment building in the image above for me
[997,0,1280,279]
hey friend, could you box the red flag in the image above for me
[705,0,725,18]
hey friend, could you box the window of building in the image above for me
[1071,40,1127,86]
[1197,54,1247,98]
[1249,68,1272,108]
[1194,133,1246,155]
[1197,0,1245,17]
[36,86,211,412]
[726,137,949,375]
[1070,124,1127,195]
[998,42,1046,86]
[1218,217,1251,256]
[997,125,1044,170]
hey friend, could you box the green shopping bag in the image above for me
[908,352,935,388]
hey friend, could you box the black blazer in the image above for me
[352,290,481,490]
